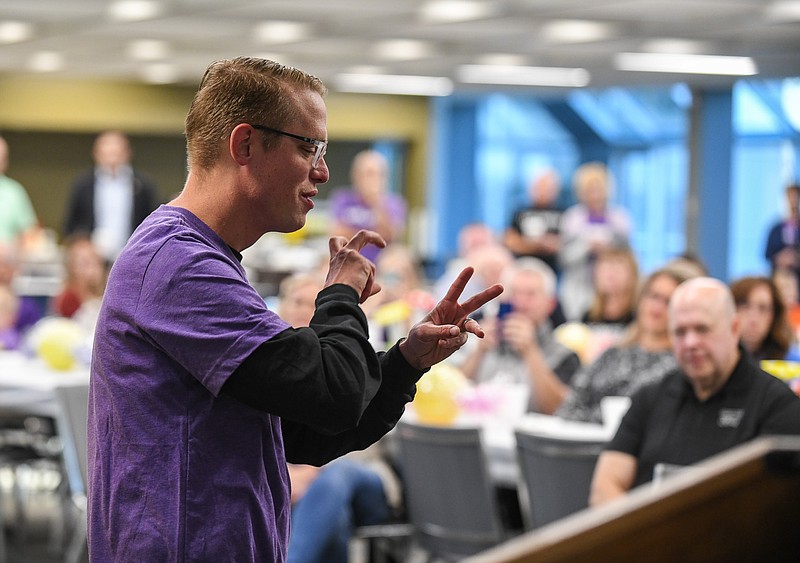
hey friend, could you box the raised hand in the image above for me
[324,230,386,303]
[399,267,504,370]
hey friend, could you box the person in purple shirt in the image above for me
[87,57,502,563]
[329,150,407,263]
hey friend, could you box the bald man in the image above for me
[590,277,800,505]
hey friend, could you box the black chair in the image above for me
[514,429,606,530]
[395,421,509,561]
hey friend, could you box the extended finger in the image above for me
[459,283,504,316]
[442,267,475,303]
[347,230,387,253]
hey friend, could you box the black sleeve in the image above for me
[221,284,424,464]
[282,344,422,466]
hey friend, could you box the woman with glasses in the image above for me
[554,265,695,424]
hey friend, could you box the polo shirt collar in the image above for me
[666,345,753,403]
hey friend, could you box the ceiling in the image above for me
[0,0,799,94]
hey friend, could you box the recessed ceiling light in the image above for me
[345,65,386,75]
[641,39,708,55]
[141,63,178,84]
[29,51,64,73]
[374,39,433,61]
[108,1,162,22]
[458,64,591,87]
[474,53,528,67]
[253,21,310,44]
[541,20,614,43]
[419,1,496,23]
[615,52,758,76]
[765,1,800,21]
[0,21,33,44]
[127,39,170,61]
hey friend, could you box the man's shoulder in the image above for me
[631,365,684,403]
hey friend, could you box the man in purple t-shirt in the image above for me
[87,57,502,562]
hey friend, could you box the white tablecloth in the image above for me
[0,351,90,416]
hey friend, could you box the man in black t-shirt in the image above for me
[589,277,800,505]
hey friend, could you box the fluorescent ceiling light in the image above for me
[334,73,453,96]
[615,52,758,76]
[541,20,614,43]
[0,21,33,44]
[29,51,64,73]
[420,1,496,23]
[253,21,310,44]
[374,39,433,61]
[458,64,591,87]
[108,0,162,22]
[127,39,170,61]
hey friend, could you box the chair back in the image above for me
[514,429,605,529]
[395,421,506,560]
[53,384,90,496]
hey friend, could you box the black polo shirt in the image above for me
[608,349,800,488]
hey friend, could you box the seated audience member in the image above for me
[553,266,694,422]
[581,246,639,335]
[52,234,108,319]
[663,252,708,279]
[363,244,435,349]
[0,241,43,334]
[0,285,21,350]
[279,272,402,563]
[456,257,580,413]
[503,168,564,275]
[436,240,513,319]
[730,276,792,361]
[772,267,800,354]
[589,277,800,505]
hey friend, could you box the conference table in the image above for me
[403,387,616,487]
[0,351,89,415]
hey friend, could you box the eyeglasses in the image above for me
[251,124,327,169]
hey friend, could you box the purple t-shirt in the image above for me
[88,206,291,562]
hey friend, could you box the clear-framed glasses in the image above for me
[252,124,327,168]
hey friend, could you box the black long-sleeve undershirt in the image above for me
[221,283,424,466]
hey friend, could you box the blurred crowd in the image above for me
[2,129,800,562]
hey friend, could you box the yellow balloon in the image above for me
[32,317,86,371]
[413,364,468,425]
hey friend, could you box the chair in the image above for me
[514,429,605,530]
[350,521,413,563]
[394,421,508,561]
[53,384,89,563]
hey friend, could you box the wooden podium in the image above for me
[465,436,800,563]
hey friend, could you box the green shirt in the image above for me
[0,175,36,243]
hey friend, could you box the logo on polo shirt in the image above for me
[718,409,744,428]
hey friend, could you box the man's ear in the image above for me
[230,123,255,165]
